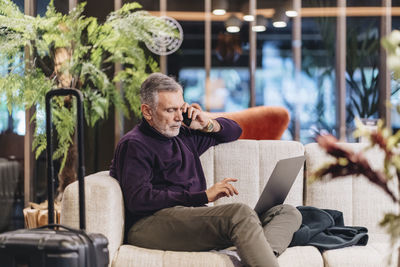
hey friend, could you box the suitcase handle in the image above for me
[36,224,91,240]
[45,89,86,230]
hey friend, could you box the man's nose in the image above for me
[176,111,183,121]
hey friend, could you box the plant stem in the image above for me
[56,131,77,201]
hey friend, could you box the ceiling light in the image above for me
[241,3,254,22]
[273,21,287,28]
[285,0,298,17]
[213,9,226,15]
[252,15,267,32]
[226,26,240,33]
[243,14,254,21]
[272,6,288,28]
[225,15,242,33]
[285,10,298,17]
[212,0,228,16]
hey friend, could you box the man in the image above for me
[110,73,301,267]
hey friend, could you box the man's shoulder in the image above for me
[118,127,147,147]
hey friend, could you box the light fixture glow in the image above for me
[252,25,266,32]
[212,9,226,15]
[285,10,298,17]
[243,15,254,21]
[226,26,240,33]
[273,21,287,28]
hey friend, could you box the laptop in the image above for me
[254,155,305,215]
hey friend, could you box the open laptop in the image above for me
[254,155,305,215]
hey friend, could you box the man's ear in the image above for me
[141,104,153,120]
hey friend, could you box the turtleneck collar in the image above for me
[138,118,175,141]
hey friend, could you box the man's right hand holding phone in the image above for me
[181,103,221,133]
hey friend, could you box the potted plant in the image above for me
[0,0,175,206]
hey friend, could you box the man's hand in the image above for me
[205,178,239,202]
[182,103,208,130]
[182,103,221,132]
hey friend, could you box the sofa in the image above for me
[61,140,398,267]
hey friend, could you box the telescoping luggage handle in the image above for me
[45,88,86,230]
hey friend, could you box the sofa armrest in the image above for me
[61,171,124,264]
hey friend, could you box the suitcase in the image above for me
[0,89,109,267]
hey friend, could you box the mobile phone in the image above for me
[182,111,192,126]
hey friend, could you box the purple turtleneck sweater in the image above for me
[110,117,242,231]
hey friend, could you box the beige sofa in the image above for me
[61,140,398,267]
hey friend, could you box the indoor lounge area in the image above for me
[0,0,400,266]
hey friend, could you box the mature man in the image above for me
[110,73,301,267]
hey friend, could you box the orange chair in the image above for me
[206,106,290,140]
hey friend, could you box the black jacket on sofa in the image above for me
[289,206,369,251]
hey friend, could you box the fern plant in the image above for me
[0,0,175,195]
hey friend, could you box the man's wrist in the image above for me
[201,119,214,133]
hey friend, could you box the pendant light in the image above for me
[212,0,228,16]
[225,14,242,33]
[252,15,267,32]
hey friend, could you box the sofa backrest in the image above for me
[200,140,305,208]
[304,142,399,242]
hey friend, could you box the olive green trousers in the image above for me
[127,203,302,267]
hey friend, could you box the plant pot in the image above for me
[23,201,60,228]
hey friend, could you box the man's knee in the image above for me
[280,204,302,227]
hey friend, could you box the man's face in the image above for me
[147,90,184,138]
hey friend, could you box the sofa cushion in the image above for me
[112,244,324,267]
[112,245,164,267]
[164,250,237,267]
[321,243,397,267]
[305,143,399,240]
[112,245,237,267]
[278,246,323,267]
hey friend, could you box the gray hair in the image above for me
[140,73,183,108]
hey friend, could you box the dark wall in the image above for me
[80,0,113,22]
[78,0,116,174]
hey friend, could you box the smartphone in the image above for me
[182,111,192,126]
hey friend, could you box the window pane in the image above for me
[391,3,400,130]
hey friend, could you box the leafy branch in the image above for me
[0,0,176,191]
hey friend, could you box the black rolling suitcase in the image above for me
[0,89,109,267]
